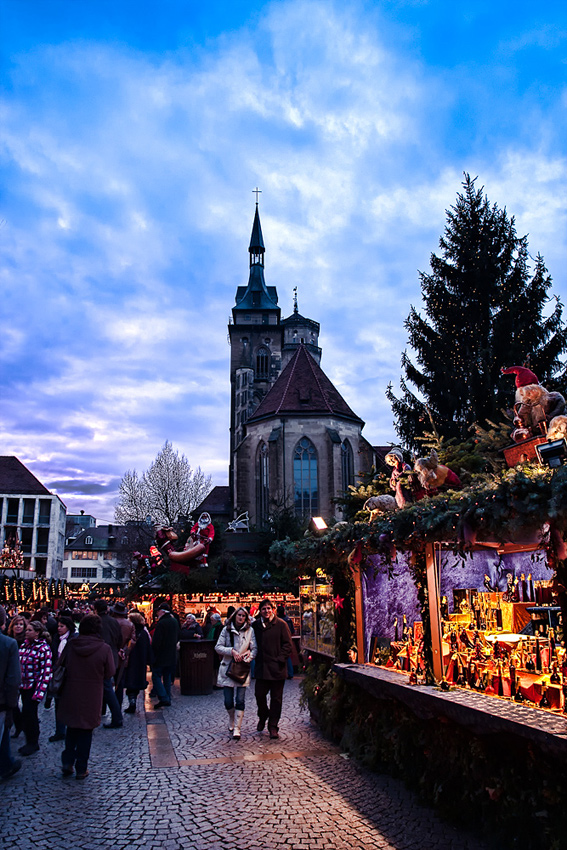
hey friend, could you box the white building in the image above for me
[63,524,131,590]
[0,456,66,579]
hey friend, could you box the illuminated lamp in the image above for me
[309,517,328,534]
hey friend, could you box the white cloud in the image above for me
[0,0,565,517]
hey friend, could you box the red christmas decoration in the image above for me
[333,594,345,611]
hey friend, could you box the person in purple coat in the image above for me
[57,614,115,779]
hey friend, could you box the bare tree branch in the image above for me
[114,441,213,526]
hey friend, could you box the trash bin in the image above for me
[179,640,215,695]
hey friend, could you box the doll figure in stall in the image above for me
[503,573,518,603]
[385,447,414,508]
[472,632,484,662]
[413,449,462,497]
[167,513,215,574]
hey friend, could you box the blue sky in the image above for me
[1,0,566,521]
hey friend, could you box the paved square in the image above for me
[0,679,487,849]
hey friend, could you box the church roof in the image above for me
[281,311,320,331]
[249,205,265,253]
[234,264,279,311]
[248,345,364,424]
[0,456,52,496]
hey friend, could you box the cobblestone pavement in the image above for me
[1,679,488,850]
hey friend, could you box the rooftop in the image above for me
[248,344,363,424]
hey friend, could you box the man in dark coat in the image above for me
[93,600,123,728]
[151,603,180,708]
[57,614,115,779]
[253,599,292,739]
[0,605,22,780]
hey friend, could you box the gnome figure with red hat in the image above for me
[501,366,566,443]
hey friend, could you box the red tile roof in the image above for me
[248,345,363,424]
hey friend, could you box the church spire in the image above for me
[249,201,265,268]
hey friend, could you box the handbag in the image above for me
[226,658,251,685]
[47,646,68,698]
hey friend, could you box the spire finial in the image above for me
[293,287,298,314]
[252,186,262,204]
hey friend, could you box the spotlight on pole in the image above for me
[536,438,567,469]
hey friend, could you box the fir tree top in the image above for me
[388,174,567,450]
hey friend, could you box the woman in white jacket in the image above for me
[215,608,257,739]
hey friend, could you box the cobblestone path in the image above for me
[1,679,488,850]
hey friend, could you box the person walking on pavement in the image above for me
[253,599,292,740]
[18,620,52,755]
[151,603,180,709]
[110,601,136,710]
[0,605,22,780]
[215,607,257,740]
[57,614,115,780]
[49,616,76,742]
[93,600,123,729]
[123,613,151,714]
[7,615,26,739]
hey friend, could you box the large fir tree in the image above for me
[388,174,567,449]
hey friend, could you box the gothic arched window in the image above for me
[256,347,270,380]
[294,437,318,516]
[341,440,354,491]
[256,442,270,527]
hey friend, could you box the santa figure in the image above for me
[167,512,215,574]
[501,366,566,443]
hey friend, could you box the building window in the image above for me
[71,567,98,579]
[294,437,318,516]
[341,440,355,491]
[22,499,35,524]
[20,527,33,554]
[102,567,113,579]
[256,443,270,528]
[6,499,19,524]
[35,558,47,576]
[36,527,49,555]
[256,347,270,380]
[72,550,97,560]
[38,500,51,525]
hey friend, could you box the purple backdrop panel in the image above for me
[439,549,552,613]
[362,553,421,656]
[362,548,553,654]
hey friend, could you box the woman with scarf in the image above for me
[215,608,257,740]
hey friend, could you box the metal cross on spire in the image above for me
[252,186,262,204]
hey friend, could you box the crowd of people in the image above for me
[0,597,296,782]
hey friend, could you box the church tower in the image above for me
[228,202,369,524]
[229,203,281,508]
